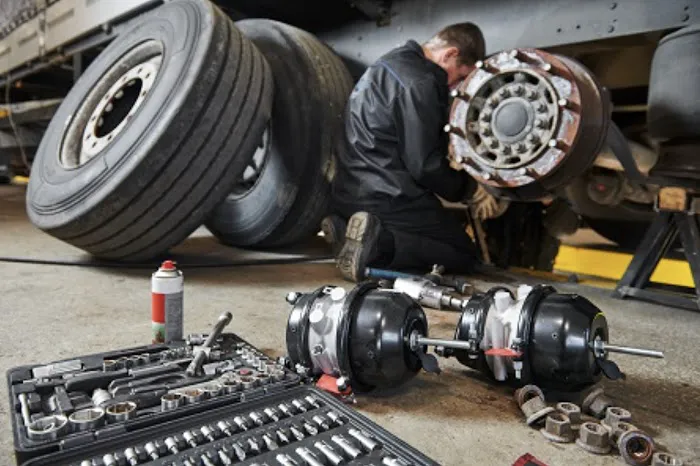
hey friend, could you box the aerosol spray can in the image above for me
[151,260,184,343]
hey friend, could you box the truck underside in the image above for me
[1,0,698,264]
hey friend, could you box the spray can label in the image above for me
[151,260,184,343]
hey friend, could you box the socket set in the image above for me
[23,386,436,466]
[8,333,300,464]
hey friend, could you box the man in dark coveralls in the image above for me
[323,23,493,281]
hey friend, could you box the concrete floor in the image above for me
[1,183,699,466]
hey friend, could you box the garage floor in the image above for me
[1,184,699,466]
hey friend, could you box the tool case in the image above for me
[7,333,438,466]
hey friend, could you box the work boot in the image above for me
[320,214,347,256]
[335,211,382,282]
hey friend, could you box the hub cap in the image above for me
[464,70,559,169]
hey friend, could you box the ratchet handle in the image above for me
[186,312,233,376]
[65,369,128,392]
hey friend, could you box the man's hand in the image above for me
[465,184,510,220]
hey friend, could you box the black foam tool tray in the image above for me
[7,333,300,464]
[24,385,438,466]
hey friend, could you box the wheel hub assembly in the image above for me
[447,49,611,200]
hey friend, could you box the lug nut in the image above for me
[576,422,611,455]
[610,421,638,443]
[450,89,470,101]
[521,396,555,425]
[601,406,632,432]
[618,429,655,465]
[526,133,540,145]
[548,138,571,152]
[540,412,574,443]
[476,60,500,74]
[555,402,581,424]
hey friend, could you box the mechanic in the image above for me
[323,22,495,282]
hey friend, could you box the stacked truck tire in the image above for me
[25,0,353,261]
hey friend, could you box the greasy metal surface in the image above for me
[1,185,699,465]
[448,49,606,191]
[318,0,694,69]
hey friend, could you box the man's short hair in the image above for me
[424,22,486,66]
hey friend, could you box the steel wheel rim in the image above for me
[59,40,163,169]
[229,124,271,198]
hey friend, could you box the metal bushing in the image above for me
[540,412,574,443]
[556,402,581,424]
[514,384,545,408]
[180,388,206,404]
[576,422,612,455]
[447,48,609,200]
[26,415,69,441]
[105,401,137,423]
[618,429,655,466]
[68,408,105,432]
[652,452,683,466]
[520,396,555,426]
[160,393,184,412]
[582,388,613,419]
[601,406,633,432]
[611,421,639,443]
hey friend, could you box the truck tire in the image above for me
[648,24,700,140]
[25,0,273,261]
[206,19,353,247]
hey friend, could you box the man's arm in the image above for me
[396,77,476,202]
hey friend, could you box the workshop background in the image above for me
[1,0,699,465]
